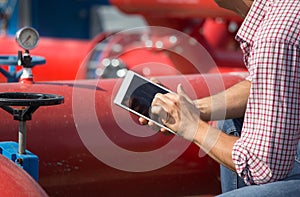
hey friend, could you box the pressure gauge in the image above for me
[16,27,40,50]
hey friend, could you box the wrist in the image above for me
[192,120,210,145]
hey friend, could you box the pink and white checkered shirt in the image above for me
[232,0,300,185]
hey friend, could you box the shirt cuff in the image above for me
[232,139,273,185]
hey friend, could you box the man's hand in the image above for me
[150,84,201,141]
[138,78,169,132]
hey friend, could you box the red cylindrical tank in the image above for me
[0,155,47,196]
[0,73,246,196]
[110,0,241,20]
[0,36,92,83]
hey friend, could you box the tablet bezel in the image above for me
[114,70,175,134]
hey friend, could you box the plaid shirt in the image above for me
[232,0,300,185]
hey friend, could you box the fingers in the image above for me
[150,105,168,123]
[138,117,148,125]
[152,93,178,108]
[148,120,168,132]
[138,78,164,126]
[138,116,164,132]
[149,78,167,88]
[152,93,178,119]
[139,83,193,136]
[149,77,161,84]
[140,84,199,141]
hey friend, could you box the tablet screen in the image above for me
[121,74,169,119]
[114,71,174,133]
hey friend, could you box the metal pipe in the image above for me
[18,120,26,154]
[19,0,32,27]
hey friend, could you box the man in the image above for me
[140,0,300,196]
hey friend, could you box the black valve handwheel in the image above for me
[0,92,64,154]
[0,92,64,106]
[0,92,64,121]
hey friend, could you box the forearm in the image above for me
[151,84,244,170]
[193,121,239,170]
[194,80,250,121]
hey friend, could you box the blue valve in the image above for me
[0,142,39,181]
[0,55,45,82]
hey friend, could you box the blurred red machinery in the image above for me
[0,1,246,83]
[0,0,248,196]
[0,73,245,196]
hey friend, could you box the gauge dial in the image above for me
[16,27,40,50]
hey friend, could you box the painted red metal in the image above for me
[0,155,47,197]
[0,1,246,84]
[87,25,246,79]
[0,73,246,196]
[0,2,248,194]
[110,0,242,20]
[0,36,92,82]
[88,0,247,79]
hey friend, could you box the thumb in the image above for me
[177,84,193,103]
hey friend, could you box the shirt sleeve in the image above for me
[232,40,300,185]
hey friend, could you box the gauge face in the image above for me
[16,27,40,50]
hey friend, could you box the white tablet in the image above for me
[114,71,175,134]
